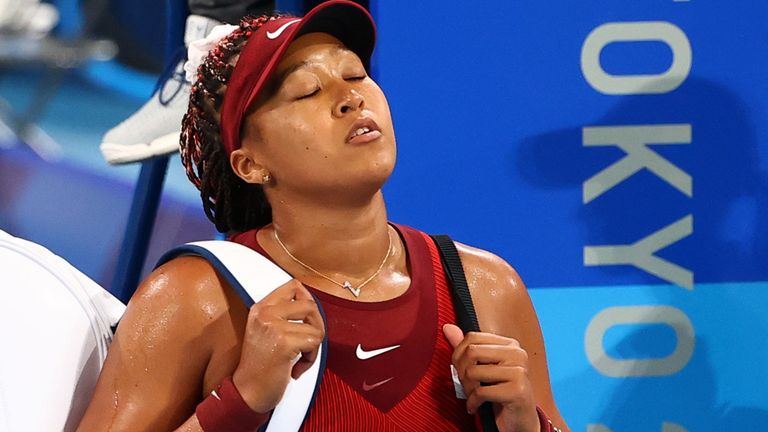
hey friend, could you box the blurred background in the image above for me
[1,0,766,430]
[0,0,207,286]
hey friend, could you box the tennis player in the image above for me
[78,2,569,431]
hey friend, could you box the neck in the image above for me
[261,190,393,280]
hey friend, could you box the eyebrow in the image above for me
[274,45,355,85]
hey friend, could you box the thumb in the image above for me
[443,323,465,349]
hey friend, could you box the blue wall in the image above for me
[376,1,768,430]
[2,1,766,430]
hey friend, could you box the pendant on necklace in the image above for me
[343,281,361,297]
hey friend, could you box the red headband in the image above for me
[219,0,376,156]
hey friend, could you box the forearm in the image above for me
[76,412,201,432]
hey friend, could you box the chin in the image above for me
[369,148,396,181]
[350,155,395,197]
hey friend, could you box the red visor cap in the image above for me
[220,0,376,156]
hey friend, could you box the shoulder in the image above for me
[117,257,250,386]
[116,256,237,355]
[452,240,570,430]
[78,256,248,429]
[130,256,229,318]
[120,255,247,349]
[453,241,533,337]
[454,241,524,290]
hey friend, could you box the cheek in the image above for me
[256,106,337,178]
[262,108,322,150]
[365,85,394,131]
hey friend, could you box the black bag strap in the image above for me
[430,234,499,432]
[431,234,479,332]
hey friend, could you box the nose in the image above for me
[333,88,365,117]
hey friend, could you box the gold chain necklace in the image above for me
[273,227,393,298]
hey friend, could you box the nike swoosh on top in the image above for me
[355,343,401,360]
[362,376,394,391]
[266,19,301,39]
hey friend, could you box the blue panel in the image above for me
[600,41,674,75]
[376,1,768,288]
[532,282,768,430]
[603,324,677,359]
[376,2,768,428]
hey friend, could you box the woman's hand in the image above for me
[232,279,325,414]
[444,323,541,432]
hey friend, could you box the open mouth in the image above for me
[347,117,382,144]
[351,126,374,138]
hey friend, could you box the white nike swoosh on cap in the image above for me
[266,19,301,39]
[355,343,401,360]
[362,376,394,391]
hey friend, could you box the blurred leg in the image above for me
[188,0,274,24]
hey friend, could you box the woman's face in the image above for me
[233,32,396,203]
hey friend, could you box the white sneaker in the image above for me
[99,14,220,165]
[0,0,58,38]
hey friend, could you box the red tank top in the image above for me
[229,224,476,431]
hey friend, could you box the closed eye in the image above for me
[296,88,320,100]
[345,75,366,82]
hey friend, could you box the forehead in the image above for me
[275,32,359,76]
[247,33,362,110]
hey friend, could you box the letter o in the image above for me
[584,305,694,377]
[581,21,692,94]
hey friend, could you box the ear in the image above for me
[230,148,270,185]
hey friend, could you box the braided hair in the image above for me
[180,15,285,233]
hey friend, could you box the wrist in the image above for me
[232,370,271,413]
[495,404,543,432]
[196,376,270,432]
[536,406,562,432]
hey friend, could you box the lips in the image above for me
[346,116,382,144]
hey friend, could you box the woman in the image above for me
[78,1,569,431]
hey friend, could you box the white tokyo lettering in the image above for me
[584,305,695,377]
[581,17,695,431]
[584,214,694,289]
[582,124,692,204]
[581,21,692,95]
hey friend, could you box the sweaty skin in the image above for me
[77,33,569,432]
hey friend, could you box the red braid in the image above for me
[179,14,283,233]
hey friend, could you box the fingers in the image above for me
[284,330,323,380]
[291,348,319,379]
[465,382,515,414]
[232,280,327,413]
[451,340,527,382]
[458,343,528,368]
[450,331,520,364]
[443,323,465,348]
[263,279,311,303]
[246,299,325,350]
[243,281,325,381]
[284,329,323,357]
[446,331,531,415]
[465,364,522,385]
[249,282,324,331]
[272,299,323,324]
[454,344,529,400]
[464,367,530,414]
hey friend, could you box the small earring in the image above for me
[262,173,271,184]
